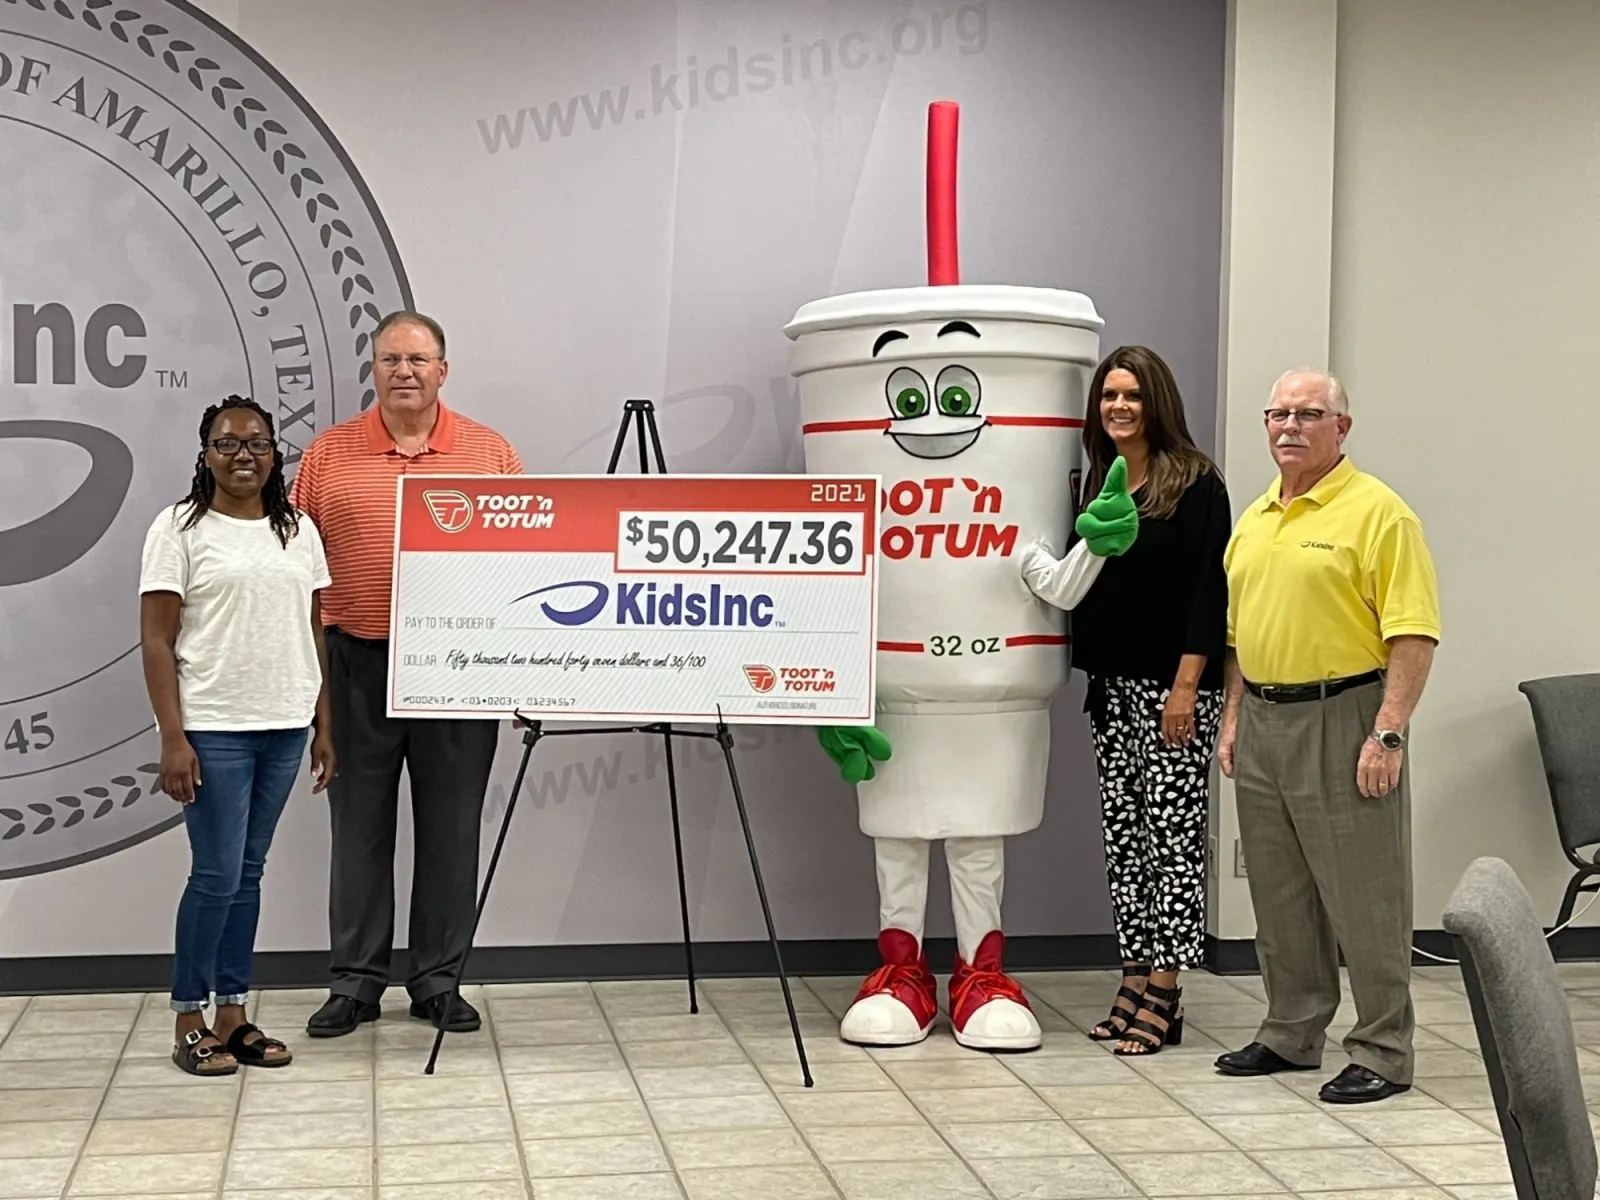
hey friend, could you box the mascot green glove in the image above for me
[815,725,893,784]
[1074,456,1139,557]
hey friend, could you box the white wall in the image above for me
[1213,0,1600,939]
[1330,0,1600,928]
[1211,0,1337,938]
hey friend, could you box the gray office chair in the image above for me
[1519,673,1600,937]
[1442,857,1596,1200]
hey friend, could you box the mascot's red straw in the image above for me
[926,100,960,286]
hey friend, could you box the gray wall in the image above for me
[0,0,1224,956]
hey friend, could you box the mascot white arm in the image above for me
[785,102,1137,1053]
[1018,458,1141,611]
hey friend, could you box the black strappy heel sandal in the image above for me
[1087,963,1150,1042]
[1115,980,1184,1056]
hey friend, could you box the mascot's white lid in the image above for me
[784,284,1103,340]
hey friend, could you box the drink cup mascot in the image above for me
[785,102,1138,1051]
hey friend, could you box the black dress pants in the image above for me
[326,629,500,1003]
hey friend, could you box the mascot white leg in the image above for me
[836,707,1058,1052]
[838,837,938,1046]
[946,836,1042,1050]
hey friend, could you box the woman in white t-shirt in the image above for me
[139,395,336,1077]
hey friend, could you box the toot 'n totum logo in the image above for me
[422,490,474,534]
[0,2,410,878]
[743,665,777,693]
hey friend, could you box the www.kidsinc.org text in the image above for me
[476,4,992,154]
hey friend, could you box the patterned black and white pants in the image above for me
[1088,675,1223,971]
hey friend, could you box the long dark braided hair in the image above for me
[179,395,300,547]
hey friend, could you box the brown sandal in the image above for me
[172,1027,238,1076]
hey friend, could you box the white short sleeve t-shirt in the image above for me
[139,506,333,731]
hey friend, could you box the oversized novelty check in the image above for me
[387,475,879,724]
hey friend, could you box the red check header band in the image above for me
[397,475,880,554]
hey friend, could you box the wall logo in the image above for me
[423,490,474,534]
[0,2,410,878]
[743,664,777,693]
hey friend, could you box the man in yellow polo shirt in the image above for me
[1215,368,1439,1106]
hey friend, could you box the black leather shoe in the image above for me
[1318,1064,1411,1104]
[1215,1042,1319,1077]
[410,992,481,1033]
[306,994,380,1039]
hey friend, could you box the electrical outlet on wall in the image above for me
[1234,839,1248,878]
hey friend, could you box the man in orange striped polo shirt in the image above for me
[291,311,521,1038]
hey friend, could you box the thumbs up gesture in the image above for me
[1075,457,1139,557]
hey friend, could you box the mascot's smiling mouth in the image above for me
[880,354,985,459]
[886,412,988,460]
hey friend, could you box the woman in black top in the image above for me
[1070,346,1231,1056]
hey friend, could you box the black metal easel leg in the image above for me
[715,721,813,1087]
[641,404,671,474]
[604,406,634,474]
[634,404,651,474]
[426,719,543,1075]
[661,725,698,1014]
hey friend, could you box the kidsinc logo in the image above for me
[0,1,410,878]
[1300,540,1337,552]
[423,490,474,534]
[513,581,611,627]
[512,580,777,628]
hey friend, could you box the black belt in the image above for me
[328,626,388,648]
[1245,669,1383,704]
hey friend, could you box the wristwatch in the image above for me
[1371,729,1405,751]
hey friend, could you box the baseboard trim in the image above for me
[1,934,1124,997]
[1203,934,1260,975]
[1205,926,1600,975]
[8,928,1595,996]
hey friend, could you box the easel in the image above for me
[424,399,814,1087]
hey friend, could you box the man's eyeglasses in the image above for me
[376,354,439,371]
[1264,407,1336,426]
[209,437,275,456]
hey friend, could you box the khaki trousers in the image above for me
[1234,681,1415,1084]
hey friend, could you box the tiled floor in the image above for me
[1,963,1596,1199]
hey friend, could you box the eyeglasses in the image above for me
[209,437,275,456]
[376,354,439,371]
[1264,408,1336,425]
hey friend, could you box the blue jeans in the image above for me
[171,728,307,1013]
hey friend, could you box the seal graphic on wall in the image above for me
[0,0,410,878]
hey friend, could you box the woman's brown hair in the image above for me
[1081,345,1219,520]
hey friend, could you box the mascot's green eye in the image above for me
[940,385,972,415]
[896,388,928,417]
[885,366,931,419]
[935,365,981,416]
